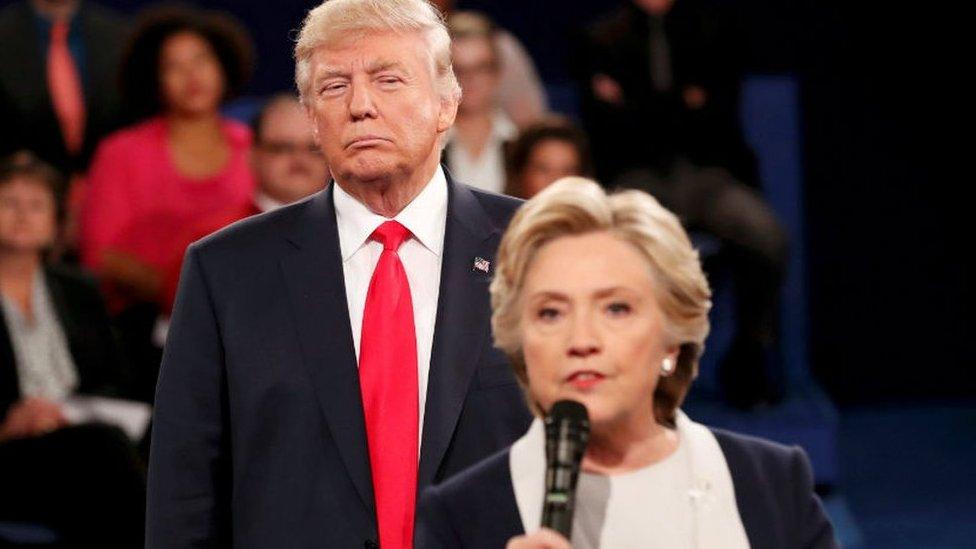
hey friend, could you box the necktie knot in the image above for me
[51,21,69,43]
[371,220,411,252]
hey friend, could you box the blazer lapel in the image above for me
[279,186,375,517]
[418,178,501,487]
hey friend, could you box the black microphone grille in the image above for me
[549,400,589,423]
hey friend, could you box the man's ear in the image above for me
[436,93,459,133]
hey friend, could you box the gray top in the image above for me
[0,270,78,400]
[572,435,695,549]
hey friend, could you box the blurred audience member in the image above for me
[0,0,127,175]
[79,5,255,400]
[617,160,788,407]
[158,93,329,318]
[444,11,517,194]
[0,152,144,548]
[505,116,592,199]
[579,0,757,185]
[432,0,546,128]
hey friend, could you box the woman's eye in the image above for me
[606,302,632,316]
[537,307,561,321]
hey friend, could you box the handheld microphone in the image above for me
[541,399,590,540]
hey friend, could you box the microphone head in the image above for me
[548,399,589,424]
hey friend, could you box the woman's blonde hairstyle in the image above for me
[490,177,713,426]
[294,0,461,105]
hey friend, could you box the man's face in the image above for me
[306,30,457,186]
[253,101,329,204]
[634,0,675,16]
[452,37,500,116]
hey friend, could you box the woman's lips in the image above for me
[566,371,605,390]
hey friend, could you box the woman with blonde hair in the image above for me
[418,178,836,548]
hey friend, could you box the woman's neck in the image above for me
[0,251,42,319]
[166,111,224,141]
[581,413,679,475]
[452,112,495,160]
[0,251,41,282]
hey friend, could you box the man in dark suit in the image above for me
[0,0,127,176]
[578,0,756,186]
[145,1,532,547]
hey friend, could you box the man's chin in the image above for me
[337,158,400,183]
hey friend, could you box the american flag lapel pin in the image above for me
[472,256,491,274]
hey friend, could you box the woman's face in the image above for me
[519,231,678,431]
[159,31,225,116]
[519,139,582,198]
[0,178,57,254]
[452,36,499,116]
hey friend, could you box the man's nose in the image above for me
[348,81,378,120]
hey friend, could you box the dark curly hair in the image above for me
[120,4,254,121]
[505,116,594,198]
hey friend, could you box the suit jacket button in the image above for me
[364,540,378,549]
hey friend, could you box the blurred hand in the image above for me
[102,249,164,302]
[682,85,708,110]
[0,397,68,441]
[592,74,624,106]
[506,529,572,549]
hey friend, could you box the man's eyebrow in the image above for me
[316,67,350,80]
[366,60,409,75]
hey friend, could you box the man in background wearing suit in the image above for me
[0,0,126,175]
[146,1,532,548]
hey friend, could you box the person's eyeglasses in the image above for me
[258,141,323,157]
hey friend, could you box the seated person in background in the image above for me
[615,159,788,407]
[158,93,329,321]
[79,5,255,400]
[0,0,127,175]
[417,178,837,549]
[0,152,145,548]
[431,0,547,128]
[579,0,757,186]
[443,11,518,194]
[505,116,593,199]
[0,0,129,258]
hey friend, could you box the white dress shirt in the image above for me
[446,111,517,194]
[333,166,448,444]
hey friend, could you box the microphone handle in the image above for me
[541,497,574,539]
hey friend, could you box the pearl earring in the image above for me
[661,357,675,376]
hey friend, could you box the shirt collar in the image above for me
[253,191,286,213]
[445,110,518,144]
[333,165,448,262]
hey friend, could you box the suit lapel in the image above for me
[279,186,375,517]
[418,178,501,487]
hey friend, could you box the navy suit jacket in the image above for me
[417,428,839,549]
[146,177,533,548]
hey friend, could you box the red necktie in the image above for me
[47,20,86,155]
[359,220,419,549]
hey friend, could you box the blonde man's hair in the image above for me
[294,0,461,105]
[490,177,713,427]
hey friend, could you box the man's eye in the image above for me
[320,83,346,94]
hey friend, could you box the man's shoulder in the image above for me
[189,194,314,262]
[459,184,524,225]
